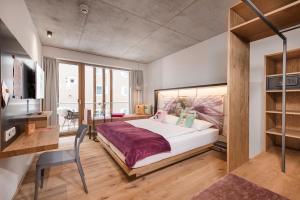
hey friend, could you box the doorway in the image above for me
[57,62,81,135]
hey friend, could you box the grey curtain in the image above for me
[129,70,144,114]
[43,57,59,125]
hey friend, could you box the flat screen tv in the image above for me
[13,59,36,99]
[22,63,36,99]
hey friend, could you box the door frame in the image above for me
[57,60,85,133]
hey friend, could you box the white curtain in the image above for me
[43,57,59,125]
[129,70,144,114]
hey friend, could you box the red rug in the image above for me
[192,174,289,200]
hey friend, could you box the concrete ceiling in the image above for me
[25,0,238,63]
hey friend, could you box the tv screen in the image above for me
[22,63,36,99]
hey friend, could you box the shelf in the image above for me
[266,110,300,115]
[266,72,300,77]
[231,0,297,22]
[230,0,300,42]
[266,128,300,139]
[266,89,300,93]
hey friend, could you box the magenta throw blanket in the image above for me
[96,121,171,168]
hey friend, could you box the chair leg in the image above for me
[76,160,88,193]
[34,167,41,200]
[40,168,45,189]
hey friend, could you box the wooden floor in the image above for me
[14,136,227,200]
[234,147,300,200]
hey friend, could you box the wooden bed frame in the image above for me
[98,134,212,177]
[97,83,226,177]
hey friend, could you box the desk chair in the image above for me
[34,125,88,200]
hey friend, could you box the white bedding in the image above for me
[98,119,219,168]
[127,119,198,138]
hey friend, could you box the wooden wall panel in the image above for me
[227,30,250,172]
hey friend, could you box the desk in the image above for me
[8,111,52,128]
[0,127,59,158]
[82,114,152,140]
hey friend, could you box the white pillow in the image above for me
[192,119,213,131]
[163,115,179,125]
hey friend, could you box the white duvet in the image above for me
[127,119,198,139]
[98,118,219,168]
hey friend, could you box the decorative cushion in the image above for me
[152,110,167,122]
[176,111,196,128]
[144,104,152,115]
[135,104,145,115]
[163,115,179,125]
[192,119,213,131]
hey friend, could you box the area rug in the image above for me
[191,174,289,200]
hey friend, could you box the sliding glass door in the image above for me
[56,62,130,134]
[112,69,129,114]
[57,63,80,133]
[84,66,130,117]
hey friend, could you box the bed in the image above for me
[96,84,227,177]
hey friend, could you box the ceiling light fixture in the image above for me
[47,30,52,38]
[80,4,89,16]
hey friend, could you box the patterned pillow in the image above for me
[176,111,196,128]
[153,110,167,122]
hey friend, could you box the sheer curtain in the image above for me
[129,70,144,114]
[43,57,59,125]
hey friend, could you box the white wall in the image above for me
[0,0,42,64]
[249,28,300,157]
[0,0,41,199]
[43,46,145,71]
[144,33,227,105]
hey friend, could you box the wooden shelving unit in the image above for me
[265,48,300,151]
[230,0,300,41]
[227,0,300,172]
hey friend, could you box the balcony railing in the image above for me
[57,102,129,133]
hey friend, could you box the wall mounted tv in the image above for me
[12,58,45,99]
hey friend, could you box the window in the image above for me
[112,69,129,114]
[96,85,102,95]
[84,66,130,116]
[121,86,128,97]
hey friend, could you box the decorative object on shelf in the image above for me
[135,104,145,115]
[144,104,152,115]
[1,80,10,108]
[211,141,227,153]
[111,113,125,117]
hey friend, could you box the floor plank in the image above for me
[14,136,226,200]
[233,147,300,200]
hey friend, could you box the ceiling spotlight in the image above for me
[80,4,89,16]
[47,31,52,38]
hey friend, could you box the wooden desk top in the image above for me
[0,126,59,158]
[8,111,53,122]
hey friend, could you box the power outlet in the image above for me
[5,127,16,142]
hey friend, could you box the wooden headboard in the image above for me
[154,83,227,136]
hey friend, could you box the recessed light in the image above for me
[80,4,89,15]
[47,31,52,38]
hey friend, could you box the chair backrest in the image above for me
[74,125,88,159]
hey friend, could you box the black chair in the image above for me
[34,125,88,200]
